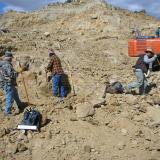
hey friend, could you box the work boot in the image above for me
[53,97,65,105]
[123,86,131,94]
[56,98,65,103]
[4,112,12,117]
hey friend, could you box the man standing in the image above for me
[155,26,160,37]
[127,48,157,95]
[0,51,24,115]
[46,49,67,98]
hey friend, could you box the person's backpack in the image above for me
[21,108,42,129]
[102,81,124,98]
[106,81,124,94]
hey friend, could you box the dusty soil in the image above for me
[0,0,160,160]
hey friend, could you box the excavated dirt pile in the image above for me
[0,0,160,160]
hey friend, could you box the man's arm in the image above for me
[46,59,53,72]
[3,63,17,82]
[143,54,157,77]
[144,54,157,64]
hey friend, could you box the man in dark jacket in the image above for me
[0,51,24,115]
[45,49,67,98]
[127,48,157,95]
[155,26,160,37]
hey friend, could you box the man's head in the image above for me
[4,51,14,61]
[48,49,55,57]
[145,48,154,57]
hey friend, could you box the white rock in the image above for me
[44,32,50,37]
[121,128,128,136]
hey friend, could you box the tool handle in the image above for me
[18,61,30,103]
[66,60,76,96]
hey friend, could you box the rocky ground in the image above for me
[0,0,160,160]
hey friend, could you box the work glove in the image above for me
[154,55,158,58]
[45,67,49,73]
[16,67,24,73]
[144,70,150,78]
[47,75,52,82]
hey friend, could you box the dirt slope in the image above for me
[0,0,160,160]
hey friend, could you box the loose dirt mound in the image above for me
[0,0,160,160]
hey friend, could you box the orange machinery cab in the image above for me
[128,37,160,57]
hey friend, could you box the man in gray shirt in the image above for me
[127,48,157,95]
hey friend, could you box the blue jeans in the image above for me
[128,69,148,94]
[52,74,67,98]
[4,85,22,114]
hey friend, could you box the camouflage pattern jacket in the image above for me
[0,60,18,89]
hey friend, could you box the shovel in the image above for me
[18,61,35,106]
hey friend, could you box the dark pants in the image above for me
[128,69,148,94]
[4,85,22,114]
[52,74,67,98]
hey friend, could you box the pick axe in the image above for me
[66,60,76,96]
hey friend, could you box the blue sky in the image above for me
[0,2,6,14]
[107,0,160,19]
[0,0,160,19]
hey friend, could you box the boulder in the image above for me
[70,116,78,121]
[90,98,106,108]
[75,102,95,118]
[152,96,160,105]
[84,145,91,153]
[44,32,50,37]
[91,15,98,19]
[147,107,160,128]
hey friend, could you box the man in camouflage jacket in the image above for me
[0,51,23,115]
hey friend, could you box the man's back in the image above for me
[156,28,160,37]
[47,55,64,75]
[0,60,17,86]
[134,55,148,73]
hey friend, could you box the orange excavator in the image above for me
[128,37,160,57]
